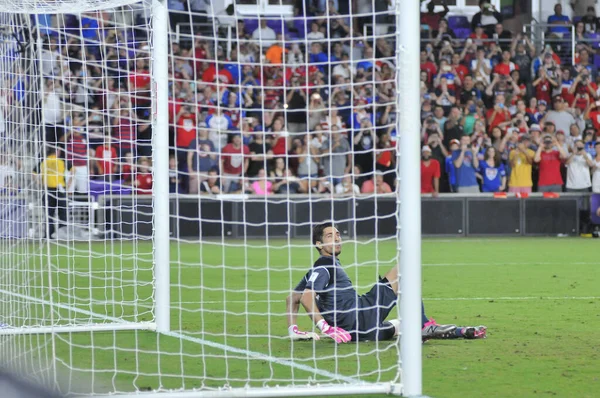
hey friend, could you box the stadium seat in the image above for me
[448,15,470,30]
[293,18,308,38]
[586,32,600,49]
[454,28,471,39]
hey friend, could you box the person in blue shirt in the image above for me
[547,3,571,35]
[452,135,480,193]
[445,139,459,192]
[309,42,329,73]
[477,147,506,192]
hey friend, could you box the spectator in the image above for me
[353,119,375,173]
[547,3,571,35]
[272,168,300,194]
[566,139,594,192]
[250,168,272,195]
[469,25,489,47]
[432,19,456,49]
[452,135,480,193]
[459,75,481,105]
[335,175,360,195]
[477,146,506,192]
[361,170,392,194]
[94,135,117,180]
[492,23,512,51]
[471,1,503,36]
[534,134,567,192]
[169,155,182,193]
[591,142,600,193]
[321,125,351,186]
[543,96,576,135]
[64,127,89,194]
[510,33,535,82]
[200,167,221,195]
[35,147,68,238]
[421,145,440,196]
[247,132,273,178]
[443,106,463,147]
[43,80,65,143]
[420,49,438,85]
[493,50,519,76]
[252,19,276,48]
[187,128,217,194]
[113,108,136,160]
[220,133,250,193]
[206,106,233,150]
[508,135,535,193]
[175,105,197,164]
[296,137,320,193]
[265,34,286,65]
[445,139,460,192]
[0,153,16,192]
[420,0,450,32]
[307,21,325,41]
[134,157,153,195]
[471,46,492,84]
[375,130,395,187]
[486,94,511,131]
[580,6,600,34]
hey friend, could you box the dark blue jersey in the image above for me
[294,255,359,331]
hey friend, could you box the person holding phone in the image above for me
[535,135,567,192]
[566,139,594,192]
[508,135,535,194]
[477,147,506,192]
[452,135,480,193]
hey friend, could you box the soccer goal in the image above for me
[0,0,423,396]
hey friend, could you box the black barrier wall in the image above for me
[99,195,581,239]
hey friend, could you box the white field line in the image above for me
[0,289,361,384]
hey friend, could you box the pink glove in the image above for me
[317,319,352,343]
[288,325,320,341]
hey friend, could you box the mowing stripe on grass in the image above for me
[162,331,362,384]
[0,289,361,385]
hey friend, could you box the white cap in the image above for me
[422,145,432,153]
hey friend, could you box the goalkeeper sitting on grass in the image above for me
[286,222,487,343]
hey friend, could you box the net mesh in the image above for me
[0,1,402,396]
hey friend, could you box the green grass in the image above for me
[6,238,600,397]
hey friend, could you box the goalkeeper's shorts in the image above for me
[354,277,398,342]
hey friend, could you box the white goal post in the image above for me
[0,0,423,396]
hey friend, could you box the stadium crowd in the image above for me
[23,0,600,198]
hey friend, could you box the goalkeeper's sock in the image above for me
[389,319,400,337]
[421,302,429,327]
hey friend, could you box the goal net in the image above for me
[0,0,420,396]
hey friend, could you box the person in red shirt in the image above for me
[220,133,250,193]
[486,94,511,131]
[134,157,153,194]
[493,50,519,76]
[451,53,469,83]
[468,24,489,47]
[95,135,117,180]
[176,106,197,149]
[533,67,558,105]
[421,146,440,196]
[534,134,567,192]
[420,50,437,85]
[420,0,449,31]
[585,100,600,131]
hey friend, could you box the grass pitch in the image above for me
[17,237,600,397]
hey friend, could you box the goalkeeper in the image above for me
[286,222,487,343]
